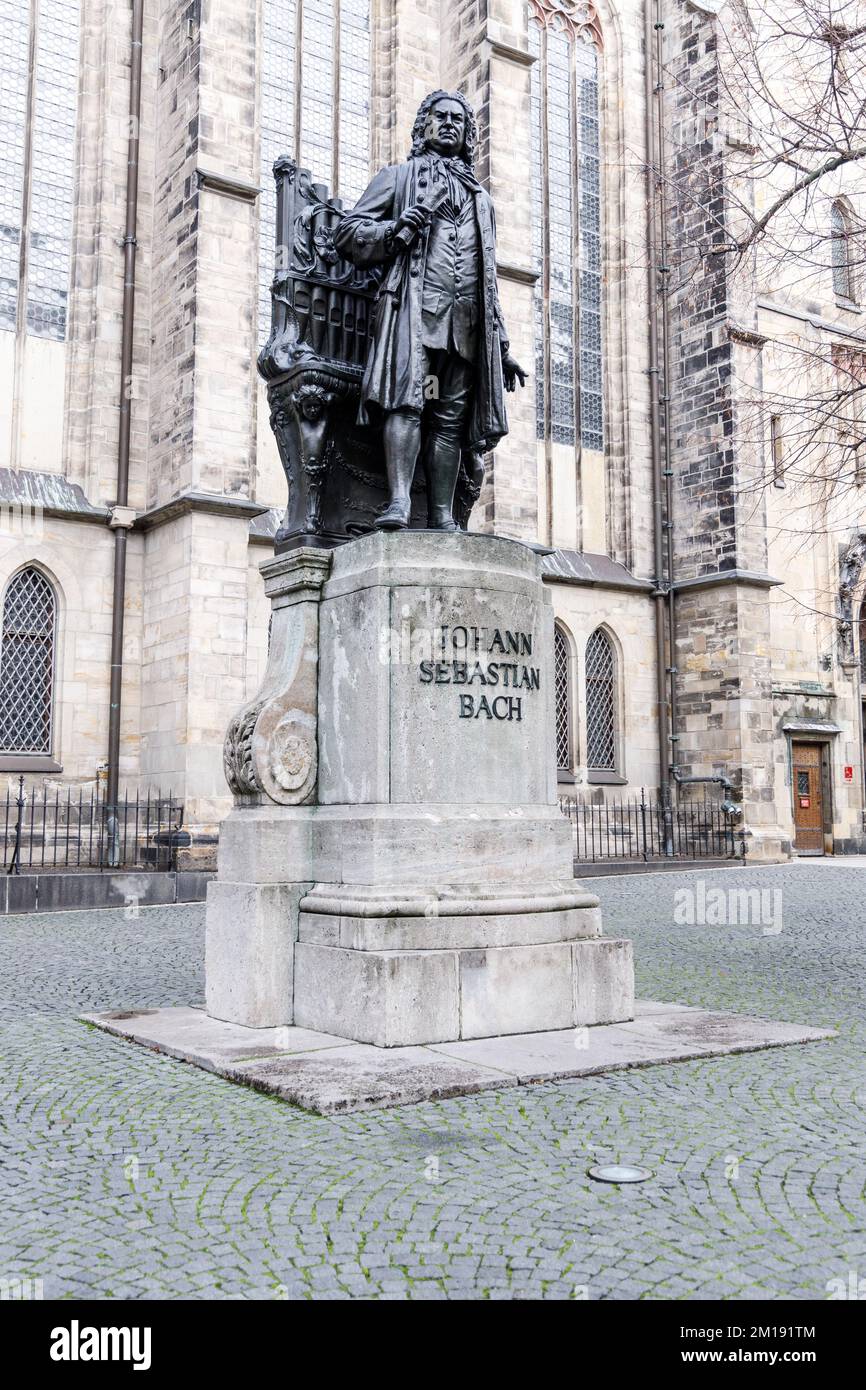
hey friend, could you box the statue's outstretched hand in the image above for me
[502,353,527,392]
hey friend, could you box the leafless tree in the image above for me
[660,0,866,515]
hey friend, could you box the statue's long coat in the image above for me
[333,156,510,451]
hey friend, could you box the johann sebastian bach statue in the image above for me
[333,90,527,531]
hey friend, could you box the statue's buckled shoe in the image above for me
[376,498,412,529]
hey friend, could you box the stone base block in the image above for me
[293,942,459,1046]
[297,877,600,951]
[298,904,600,951]
[459,943,577,1038]
[573,937,635,1026]
[216,806,314,884]
[740,827,793,863]
[293,937,634,1047]
[308,804,578,887]
[214,803,579,887]
[206,880,309,1028]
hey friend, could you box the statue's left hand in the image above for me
[502,354,527,392]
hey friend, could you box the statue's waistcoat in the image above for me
[421,181,481,361]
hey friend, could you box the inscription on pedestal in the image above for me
[417,626,540,722]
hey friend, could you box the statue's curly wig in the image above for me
[409,90,478,168]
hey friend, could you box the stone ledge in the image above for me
[0,870,212,914]
[135,492,270,533]
[80,1003,836,1116]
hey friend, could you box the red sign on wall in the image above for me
[844,766,854,782]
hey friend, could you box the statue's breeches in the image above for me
[421,348,474,443]
[390,349,474,443]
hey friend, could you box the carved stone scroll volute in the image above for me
[222,549,332,806]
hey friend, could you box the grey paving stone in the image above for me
[0,869,863,1300]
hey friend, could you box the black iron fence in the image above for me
[3,778,185,874]
[560,788,743,863]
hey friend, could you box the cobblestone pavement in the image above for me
[0,864,863,1300]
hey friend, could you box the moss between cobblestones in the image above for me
[0,868,863,1299]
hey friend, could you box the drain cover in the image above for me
[588,1164,653,1184]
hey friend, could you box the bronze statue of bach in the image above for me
[333,90,527,531]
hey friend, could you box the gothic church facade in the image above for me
[1,0,864,861]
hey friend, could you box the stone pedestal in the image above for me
[206,531,633,1044]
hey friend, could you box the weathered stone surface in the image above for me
[613,1009,835,1054]
[307,803,578,887]
[82,1006,351,1070]
[216,805,315,884]
[459,943,576,1039]
[206,880,306,1027]
[297,902,600,951]
[318,531,556,808]
[430,1021,713,1080]
[573,938,635,1025]
[293,942,460,1046]
[226,1046,509,1114]
[81,993,836,1116]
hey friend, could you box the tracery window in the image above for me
[0,0,80,340]
[0,568,57,756]
[585,627,617,772]
[258,0,372,340]
[554,623,574,774]
[831,200,858,304]
[529,0,604,454]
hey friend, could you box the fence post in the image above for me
[7,775,25,876]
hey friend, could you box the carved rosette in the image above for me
[224,701,317,807]
[253,709,317,806]
[269,719,315,794]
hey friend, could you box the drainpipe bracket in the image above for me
[109,505,137,530]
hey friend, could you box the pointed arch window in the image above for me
[832,200,858,304]
[554,622,575,774]
[585,627,617,771]
[529,0,604,454]
[258,0,372,341]
[0,568,57,755]
[0,0,81,340]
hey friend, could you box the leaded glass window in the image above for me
[554,623,574,773]
[529,1,604,452]
[0,0,80,340]
[0,569,57,755]
[585,627,616,771]
[258,0,372,341]
[832,200,857,304]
